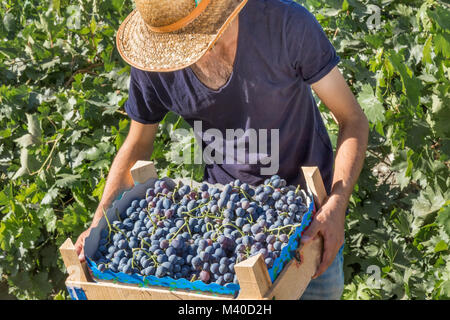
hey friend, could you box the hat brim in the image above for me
[116,0,248,72]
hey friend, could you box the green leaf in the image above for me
[434,32,450,58]
[41,187,59,205]
[55,174,81,188]
[427,7,450,31]
[437,204,450,237]
[52,0,61,15]
[357,84,385,124]
[92,177,106,201]
[0,190,9,206]
[12,149,31,179]
[405,119,432,150]
[14,134,40,148]
[430,94,450,139]
[342,0,349,11]
[26,113,41,138]
[434,240,448,253]
[3,12,15,33]
[85,146,102,161]
[422,35,433,64]
[439,281,450,299]
[38,208,57,233]
[387,51,422,107]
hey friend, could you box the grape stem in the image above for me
[145,211,158,234]
[169,219,189,243]
[181,198,212,217]
[213,222,245,239]
[232,186,253,201]
[140,238,152,249]
[244,247,251,258]
[150,254,158,267]
[114,208,122,222]
[172,182,181,202]
[102,208,113,242]
[264,183,275,190]
[131,248,140,270]
[268,223,302,234]
[205,222,215,232]
[140,248,158,267]
[112,225,129,242]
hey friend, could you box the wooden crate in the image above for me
[60,162,326,300]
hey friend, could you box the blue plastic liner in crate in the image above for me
[267,200,315,282]
[84,178,315,297]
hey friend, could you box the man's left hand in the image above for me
[300,196,346,279]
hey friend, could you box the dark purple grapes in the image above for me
[92,176,310,287]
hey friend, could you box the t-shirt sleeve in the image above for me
[286,4,340,85]
[124,67,168,124]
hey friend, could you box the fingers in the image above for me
[78,236,86,262]
[75,238,82,255]
[313,253,333,279]
[312,237,335,279]
[78,244,85,263]
[75,234,86,262]
[301,219,321,245]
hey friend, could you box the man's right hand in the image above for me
[73,121,159,262]
[75,206,104,262]
[75,225,95,263]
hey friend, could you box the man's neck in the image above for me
[190,17,239,90]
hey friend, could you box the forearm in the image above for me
[328,115,368,212]
[91,141,153,227]
[305,67,368,276]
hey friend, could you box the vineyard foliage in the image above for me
[0,0,448,299]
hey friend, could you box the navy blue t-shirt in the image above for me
[124,0,340,193]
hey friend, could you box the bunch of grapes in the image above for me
[92,175,310,287]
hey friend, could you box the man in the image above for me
[75,0,368,299]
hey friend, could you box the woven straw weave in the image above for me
[117,0,247,72]
[135,0,196,27]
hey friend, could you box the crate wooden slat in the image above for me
[66,280,235,300]
[302,166,327,208]
[60,238,90,283]
[234,253,272,299]
[263,235,322,300]
[130,160,158,184]
[60,161,326,300]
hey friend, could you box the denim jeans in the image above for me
[300,243,345,300]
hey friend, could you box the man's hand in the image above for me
[75,226,94,263]
[303,66,368,278]
[73,120,159,262]
[301,195,346,279]
[75,206,103,262]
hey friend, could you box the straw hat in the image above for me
[116,0,248,72]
